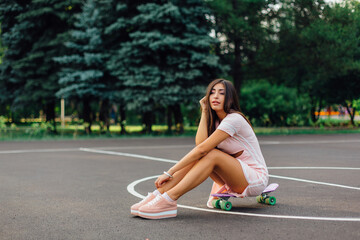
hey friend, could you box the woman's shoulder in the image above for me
[220,113,239,125]
[225,112,244,121]
[223,112,249,127]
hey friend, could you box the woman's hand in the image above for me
[155,174,171,188]
[199,97,207,112]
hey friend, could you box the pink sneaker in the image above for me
[130,192,156,216]
[138,195,177,219]
[207,196,218,208]
[207,184,229,208]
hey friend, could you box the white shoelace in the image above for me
[147,195,162,206]
[139,193,152,204]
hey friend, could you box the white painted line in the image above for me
[95,145,194,150]
[269,167,360,170]
[127,175,157,199]
[177,205,360,221]
[260,139,360,145]
[85,147,360,221]
[1,138,359,154]
[0,148,80,154]
[80,148,178,164]
[80,148,360,175]
[269,174,360,191]
[127,175,360,222]
[82,148,360,190]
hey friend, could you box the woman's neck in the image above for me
[216,111,227,121]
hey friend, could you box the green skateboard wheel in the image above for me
[220,200,232,211]
[212,199,221,209]
[256,195,263,203]
[265,196,276,205]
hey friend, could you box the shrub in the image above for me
[0,116,6,129]
[241,81,311,126]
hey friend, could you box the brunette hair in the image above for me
[204,79,253,136]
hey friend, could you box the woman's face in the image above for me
[209,83,225,112]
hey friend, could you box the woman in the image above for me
[131,79,269,219]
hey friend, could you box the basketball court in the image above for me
[0,134,359,239]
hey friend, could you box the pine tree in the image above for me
[0,21,6,115]
[0,0,30,121]
[55,0,114,134]
[0,0,82,126]
[0,23,4,65]
[108,0,221,133]
[102,1,131,134]
[0,20,8,117]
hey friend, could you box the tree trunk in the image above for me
[44,100,57,133]
[10,111,18,124]
[310,98,322,123]
[83,98,92,134]
[99,99,110,133]
[345,103,356,126]
[167,106,173,134]
[173,104,184,134]
[119,105,127,135]
[143,111,153,134]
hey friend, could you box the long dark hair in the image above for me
[205,79,252,136]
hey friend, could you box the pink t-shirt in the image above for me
[216,113,269,196]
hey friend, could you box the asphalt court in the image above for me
[0,134,359,239]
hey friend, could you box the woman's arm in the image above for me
[155,129,229,188]
[195,111,208,146]
[195,97,208,146]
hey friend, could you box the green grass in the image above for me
[254,127,360,135]
[63,124,198,132]
[0,123,359,141]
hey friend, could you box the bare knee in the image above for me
[199,149,223,168]
[203,149,221,159]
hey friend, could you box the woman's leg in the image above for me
[157,161,225,195]
[167,149,248,200]
[157,161,226,195]
[156,162,197,194]
[209,172,225,186]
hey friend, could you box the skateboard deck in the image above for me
[211,183,279,211]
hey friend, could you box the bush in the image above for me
[241,81,311,126]
[0,116,6,129]
[24,122,54,137]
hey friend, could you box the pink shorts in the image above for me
[207,158,269,204]
[236,159,268,197]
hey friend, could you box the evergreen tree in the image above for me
[0,0,30,121]
[103,1,132,134]
[108,0,221,133]
[0,23,4,65]
[0,21,5,115]
[0,22,8,116]
[0,0,81,126]
[55,0,114,134]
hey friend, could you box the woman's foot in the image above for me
[207,196,218,208]
[138,195,177,219]
[207,184,229,208]
[130,192,156,216]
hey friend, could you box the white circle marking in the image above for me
[127,175,360,222]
